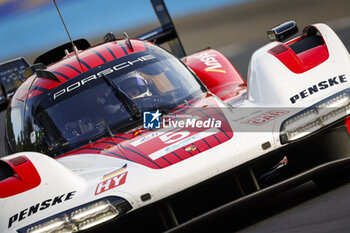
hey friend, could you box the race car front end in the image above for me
[0,152,135,233]
[229,23,350,190]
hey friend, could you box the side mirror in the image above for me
[267,21,298,42]
[24,63,46,79]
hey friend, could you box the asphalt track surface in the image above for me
[2,15,350,233]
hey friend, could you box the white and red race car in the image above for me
[1,0,350,232]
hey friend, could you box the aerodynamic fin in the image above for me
[34,39,91,66]
[24,63,46,79]
[36,69,61,83]
[137,0,186,58]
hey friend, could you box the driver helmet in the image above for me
[118,72,152,99]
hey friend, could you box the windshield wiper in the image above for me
[100,74,141,120]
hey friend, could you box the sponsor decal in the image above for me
[54,54,156,100]
[95,164,128,195]
[196,52,226,74]
[290,75,347,104]
[149,128,219,160]
[185,145,197,152]
[8,191,76,228]
[242,110,289,126]
[131,131,165,147]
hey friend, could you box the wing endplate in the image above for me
[137,0,186,58]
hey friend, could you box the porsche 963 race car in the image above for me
[1,0,350,232]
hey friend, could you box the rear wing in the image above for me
[0,57,29,102]
[137,0,186,58]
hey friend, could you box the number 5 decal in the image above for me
[159,129,190,144]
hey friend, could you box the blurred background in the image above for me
[1,0,350,68]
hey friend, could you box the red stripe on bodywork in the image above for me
[12,80,44,104]
[0,156,41,198]
[28,90,43,99]
[49,60,86,77]
[107,41,127,58]
[203,135,220,148]
[162,153,183,164]
[174,148,192,160]
[215,131,228,142]
[99,46,117,62]
[50,63,81,78]
[104,44,118,59]
[32,76,62,90]
[13,75,61,99]
[195,139,211,152]
[122,40,147,54]
[79,51,105,69]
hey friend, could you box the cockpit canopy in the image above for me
[6,44,206,157]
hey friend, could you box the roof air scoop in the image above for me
[267,21,298,42]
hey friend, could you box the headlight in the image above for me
[280,90,350,144]
[19,197,132,233]
[70,200,118,231]
[317,93,350,125]
[26,215,76,233]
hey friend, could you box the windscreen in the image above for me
[33,50,205,156]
